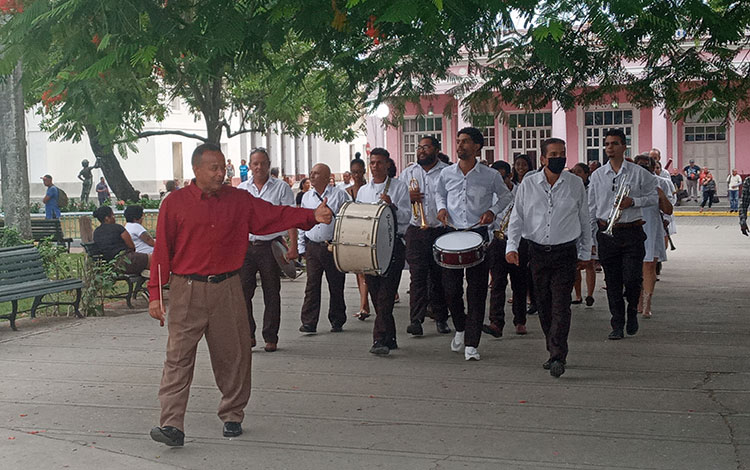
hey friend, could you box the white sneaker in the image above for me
[450,331,465,352]
[465,346,480,361]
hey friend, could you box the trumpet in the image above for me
[409,177,428,230]
[493,201,514,240]
[603,179,631,237]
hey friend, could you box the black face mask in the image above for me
[546,157,566,174]
[418,153,437,167]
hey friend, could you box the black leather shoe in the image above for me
[481,323,503,338]
[223,421,242,437]
[435,320,451,334]
[406,321,423,336]
[150,426,184,446]
[549,360,566,378]
[626,316,639,336]
[542,359,567,370]
[369,341,390,355]
[299,324,316,334]
[330,323,344,333]
[608,329,624,340]
[527,303,538,315]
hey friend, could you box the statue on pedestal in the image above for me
[77,159,99,205]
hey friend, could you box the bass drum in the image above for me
[330,202,395,275]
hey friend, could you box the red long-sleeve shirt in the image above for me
[148,183,317,300]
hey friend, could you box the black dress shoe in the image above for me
[330,324,344,332]
[549,360,566,378]
[626,316,639,336]
[608,329,624,340]
[542,359,567,370]
[150,426,184,446]
[406,321,423,336]
[369,341,390,355]
[384,337,398,350]
[299,324,316,333]
[527,303,538,315]
[481,323,503,338]
[435,320,452,334]
[223,421,243,437]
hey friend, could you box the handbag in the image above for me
[712,194,720,204]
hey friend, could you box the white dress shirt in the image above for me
[588,160,658,224]
[505,170,592,261]
[337,181,354,190]
[238,176,295,241]
[355,177,411,236]
[435,160,512,229]
[299,185,351,250]
[399,160,449,228]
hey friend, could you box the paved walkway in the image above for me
[1,217,748,469]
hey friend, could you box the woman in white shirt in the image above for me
[124,205,155,260]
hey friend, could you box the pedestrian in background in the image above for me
[684,159,701,201]
[96,177,110,207]
[700,170,716,212]
[728,169,742,212]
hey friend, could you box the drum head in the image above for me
[272,240,298,279]
[434,231,483,252]
[374,205,395,274]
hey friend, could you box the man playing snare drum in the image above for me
[436,127,512,361]
[356,148,411,355]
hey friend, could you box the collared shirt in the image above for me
[299,185,351,248]
[336,181,354,190]
[399,160,449,228]
[588,160,658,224]
[740,177,750,226]
[435,160,512,229]
[238,176,295,241]
[356,177,411,236]
[505,170,592,261]
[147,183,318,300]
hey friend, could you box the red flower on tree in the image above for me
[365,15,384,45]
[41,82,66,109]
[92,34,101,46]
[0,0,24,13]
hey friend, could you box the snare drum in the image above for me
[433,231,486,269]
[330,202,395,275]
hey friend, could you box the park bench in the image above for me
[0,219,73,252]
[81,242,148,309]
[0,245,83,331]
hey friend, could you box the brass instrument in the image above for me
[409,177,428,229]
[603,178,631,237]
[493,201,514,240]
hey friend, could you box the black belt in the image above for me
[597,219,645,230]
[179,270,240,284]
[528,240,576,253]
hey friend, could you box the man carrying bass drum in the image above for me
[435,127,513,361]
[356,148,411,356]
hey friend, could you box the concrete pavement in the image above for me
[0,216,748,470]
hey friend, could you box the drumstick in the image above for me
[158,264,164,327]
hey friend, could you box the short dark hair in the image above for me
[387,158,397,178]
[370,147,390,159]
[604,128,627,146]
[491,160,511,175]
[634,154,655,171]
[419,135,441,150]
[124,205,144,223]
[350,158,365,170]
[354,151,362,158]
[165,180,176,192]
[192,143,222,167]
[93,206,113,223]
[573,162,591,176]
[298,177,309,190]
[541,138,566,157]
[457,127,484,148]
[437,153,451,164]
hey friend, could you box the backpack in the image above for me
[56,187,69,208]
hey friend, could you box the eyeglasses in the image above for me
[417,145,433,151]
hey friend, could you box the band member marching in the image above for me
[435,127,512,361]
[505,138,592,378]
[400,136,452,336]
[588,129,657,340]
[356,148,411,355]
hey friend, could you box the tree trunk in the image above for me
[201,78,223,144]
[85,125,140,202]
[0,60,32,239]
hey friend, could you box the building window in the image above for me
[402,116,443,164]
[482,126,496,162]
[684,125,726,142]
[509,112,552,167]
[584,110,633,163]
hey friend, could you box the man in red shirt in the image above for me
[148,143,332,447]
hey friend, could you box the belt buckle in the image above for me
[207,275,219,283]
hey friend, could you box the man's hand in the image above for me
[742,223,749,236]
[286,245,299,261]
[437,209,449,226]
[479,210,495,225]
[619,196,634,209]
[506,251,519,266]
[314,198,333,224]
[149,299,166,327]
[577,259,593,270]
[379,194,393,205]
[409,189,423,203]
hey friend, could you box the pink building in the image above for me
[370,76,746,196]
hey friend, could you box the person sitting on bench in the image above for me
[92,206,149,275]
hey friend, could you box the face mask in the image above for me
[546,157,566,174]
[418,153,437,167]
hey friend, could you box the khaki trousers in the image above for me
[158,274,252,431]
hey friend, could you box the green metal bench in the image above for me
[0,245,83,331]
[0,219,73,252]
